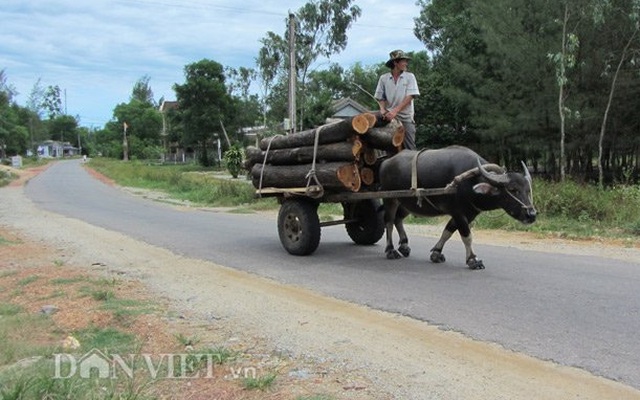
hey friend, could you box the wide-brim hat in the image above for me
[385,49,411,68]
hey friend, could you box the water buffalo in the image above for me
[379,146,537,269]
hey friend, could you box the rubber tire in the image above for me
[277,199,321,256]
[344,199,385,245]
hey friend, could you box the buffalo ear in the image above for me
[473,183,499,195]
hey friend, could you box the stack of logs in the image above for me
[245,112,405,193]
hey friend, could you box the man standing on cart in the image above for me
[374,49,420,150]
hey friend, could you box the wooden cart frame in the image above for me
[257,184,459,256]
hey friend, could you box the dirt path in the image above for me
[1,167,639,399]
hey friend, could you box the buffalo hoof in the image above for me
[430,251,446,263]
[386,249,403,260]
[398,244,411,258]
[467,257,485,270]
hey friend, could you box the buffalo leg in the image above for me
[457,216,484,270]
[430,216,483,269]
[430,218,456,263]
[461,235,484,270]
[383,199,402,259]
[394,206,411,257]
[455,216,484,270]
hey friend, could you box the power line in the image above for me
[116,0,415,31]
[116,0,284,17]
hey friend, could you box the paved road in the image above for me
[24,160,640,388]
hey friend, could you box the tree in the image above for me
[173,59,235,167]
[256,32,285,126]
[415,0,562,168]
[413,0,640,182]
[95,77,162,160]
[292,0,361,130]
[131,75,156,106]
[0,69,17,103]
[0,71,32,157]
[225,66,263,137]
[226,67,256,99]
[47,114,78,143]
[548,2,581,181]
[42,85,63,120]
[591,0,640,186]
[257,0,361,131]
[342,62,382,109]
[26,78,46,117]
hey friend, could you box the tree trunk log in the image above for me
[359,166,376,186]
[259,114,374,150]
[251,162,361,192]
[362,147,378,166]
[363,112,378,129]
[352,113,375,134]
[246,141,362,167]
[362,119,405,152]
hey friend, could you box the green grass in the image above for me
[16,275,39,286]
[0,268,171,400]
[73,326,137,353]
[0,303,23,316]
[0,361,155,400]
[205,346,236,364]
[89,158,258,208]
[175,333,200,347]
[21,156,54,168]
[0,169,18,187]
[0,271,18,279]
[50,277,87,285]
[91,289,115,301]
[242,372,277,391]
[101,298,156,321]
[471,179,640,239]
[0,236,17,246]
[0,303,59,366]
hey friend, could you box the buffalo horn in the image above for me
[477,158,510,186]
[521,161,532,184]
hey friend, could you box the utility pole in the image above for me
[29,117,34,156]
[287,12,296,134]
[123,122,129,161]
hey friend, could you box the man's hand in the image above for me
[383,108,397,121]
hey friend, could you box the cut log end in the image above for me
[392,125,405,147]
[351,114,371,135]
[360,167,375,186]
[352,138,363,158]
[337,163,361,192]
[363,113,377,129]
[363,148,378,166]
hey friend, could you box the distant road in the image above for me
[24,159,640,389]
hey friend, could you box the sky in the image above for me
[1,0,425,129]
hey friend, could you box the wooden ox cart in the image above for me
[247,113,482,256]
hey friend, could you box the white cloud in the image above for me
[0,0,424,127]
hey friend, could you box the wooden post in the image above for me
[288,13,297,134]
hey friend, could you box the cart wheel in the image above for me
[278,199,321,256]
[344,199,385,245]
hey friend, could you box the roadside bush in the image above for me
[535,180,621,221]
[223,144,244,178]
[475,178,640,237]
[0,169,17,187]
[140,145,164,161]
